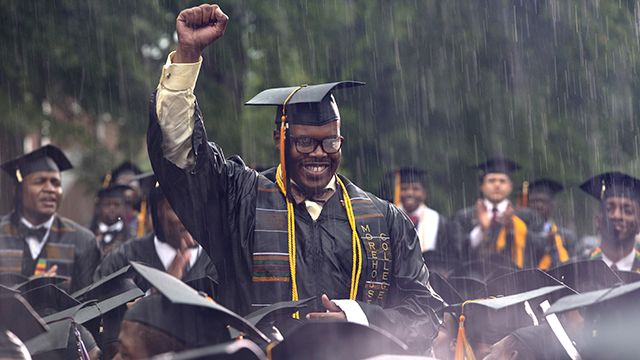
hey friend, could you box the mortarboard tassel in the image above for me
[101,172,112,189]
[518,181,529,207]
[136,199,147,238]
[393,170,401,206]
[454,313,476,360]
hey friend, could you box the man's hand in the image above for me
[174,4,229,63]
[167,248,192,280]
[305,294,347,322]
[498,204,514,230]
[475,199,492,232]
[42,264,58,277]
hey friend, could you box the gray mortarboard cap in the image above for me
[269,321,408,360]
[0,284,18,296]
[20,284,80,317]
[126,262,269,345]
[25,319,97,360]
[152,339,266,360]
[487,269,567,297]
[243,297,316,328]
[579,171,640,202]
[527,178,564,195]
[184,275,219,299]
[0,294,48,341]
[245,81,365,126]
[546,281,640,358]
[546,260,622,293]
[0,145,72,183]
[0,329,31,360]
[474,157,521,176]
[71,265,142,305]
[508,324,570,360]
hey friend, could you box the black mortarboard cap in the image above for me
[447,276,488,300]
[527,178,564,195]
[474,157,521,176]
[546,281,640,358]
[579,171,640,202]
[153,339,266,360]
[96,184,132,199]
[269,322,408,360]
[428,272,463,307]
[0,284,18,296]
[245,81,365,126]
[0,273,28,287]
[20,284,80,317]
[126,262,269,345]
[546,260,622,293]
[14,276,69,293]
[128,172,157,196]
[487,269,566,297]
[0,145,72,184]
[393,167,428,185]
[108,161,142,184]
[422,251,460,278]
[71,265,143,312]
[450,255,518,282]
[0,295,48,341]
[446,285,569,345]
[614,270,640,284]
[508,324,571,360]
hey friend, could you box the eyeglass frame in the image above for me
[288,135,344,154]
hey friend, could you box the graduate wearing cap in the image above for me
[146,4,442,353]
[96,176,217,291]
[89,184,134,257]
[580,172,640,272]
[0,145,100,292]
[451,158,544,269]
[523,178,575,270]
[383,167,455,259]
[102,161,151,238]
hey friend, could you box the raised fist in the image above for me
[174,4,229,63]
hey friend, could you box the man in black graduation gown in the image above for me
[0,145,100,292]
[580,172,640,272]
[146,4,442,353]
[451,158,544,268]
[524,178,575,269]
[96,176,217,290]
[90,184,134,257]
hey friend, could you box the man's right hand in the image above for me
[174,4,229,63]
[475,199,492,232]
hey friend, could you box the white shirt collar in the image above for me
[153,236,201,271]
[483,199,510,214]
[21,216,55,260]
[98,220,124,233]
[601,248,637,272]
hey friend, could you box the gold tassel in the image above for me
[393,170,401,206]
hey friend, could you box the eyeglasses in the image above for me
[289,136,344,154]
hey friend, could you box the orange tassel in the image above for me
[454,314,476,360]
[393,171,401,206]
[136,199,147,238]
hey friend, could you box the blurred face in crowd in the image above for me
[21,170,62,224]
[401,182,426,214]
[98,196,126,225]
[281,121,342,194]
[599,195,640,245]
[432,313,457,360]
[157,197,197,250]
[528,191,553,220]
[481,173,512,204]
[115,171,141,209]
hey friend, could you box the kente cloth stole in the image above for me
[250,174,391,309]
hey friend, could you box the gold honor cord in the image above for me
[275,165,363,318]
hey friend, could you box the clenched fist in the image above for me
[174,4,229,63]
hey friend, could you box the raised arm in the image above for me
[147,4,256,266]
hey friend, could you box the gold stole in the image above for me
[495,215,527,268]
[537,223,570,270]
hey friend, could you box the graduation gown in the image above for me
[451,205,545,268]
[95,233,218,291]
[0,213,100,292]
[147,94,442,353]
